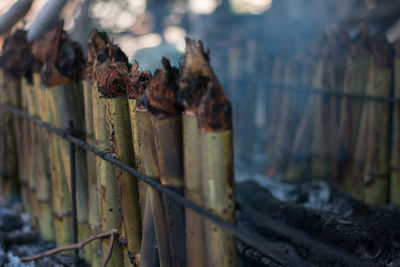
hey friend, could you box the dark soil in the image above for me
[236,180,400,266]
[0,202,89,267]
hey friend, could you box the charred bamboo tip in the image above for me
[93,43,132,98]
[143,57,181,116]
[0,29,31,80]
[127,61,152,99]
[32,22,84,87]
[84,29,110,79]
[178,37,214,113]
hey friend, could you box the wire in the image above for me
[0,104,372,267]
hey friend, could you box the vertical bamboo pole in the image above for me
[32,24,88,251]
[93,43,142,266]
[285,53,318,180]
[391,43,400,205]
[83,80,101,266]
[338,28,371,196]
[177,38,209,267]
[136,80,171,267]
[145,57,186,267]
[363,35,393,205]
[182,38,237,267]
[310,54,330,180]
[88,29,123,267]
[266,57,284,168]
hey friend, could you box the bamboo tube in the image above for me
[327,32,349,182]
[127,62,152,219]
[363,35,393,205]
[32,24,88,250]
[338,28,371,195]
[285,52,318,180]
[310,54,330,180]
[136,81,172,267]
[83,80,101,266]
[181,38,237,267]
[391,43,400,205]
[274,60,301,171]
[87,29,123,267]
[145,57,186,267]
[32,73,54,240]
[93,43,142,266]
[0,30,31,203]
[177,38,209,267]
[266,56,284,167]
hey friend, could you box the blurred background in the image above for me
[2,0,400,198]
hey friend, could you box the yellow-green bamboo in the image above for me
[83,80,101,265]
[26,75,54,240]
[310,59,330,180]
[338,56,370,195]
[128,98,147,218]
[201,130,237,267]
[363,58,392,205]
[266,57,284,167]
[183,114,205,267]
[285,59,318,180]
[0,71,19,202]
[92,88,124,267]
[46,81,89,250]
[391,44,400,205]
[152,115,186,267]
[103,96,142,265]
[136,110,171,267]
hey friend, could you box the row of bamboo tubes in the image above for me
[0,25,237,267]
[264,26,400,205]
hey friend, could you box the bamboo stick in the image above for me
[182,38,237,267]
[363,35,393,205]
[93,43,142,266]
[266,57,284,168]
[274,59,301,171]
[285,52,319,180]
[32,73,54,240]
[310,53,330,180]
[32,24,88,250]
[391,43,400,205]
[87,29,124,267]
[136,81,172,267]
[145,57,186,267]
[83,80,101,266]
[177,38,208,267]
[338,27,371,196]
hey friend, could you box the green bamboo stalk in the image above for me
[0,72,19,202]
[337,35,371,195]
[83,80,101,266]
[310,58,330,180]
[266,57,284,167]
[363,35,393,205]
[145,57,186,267]
[285,56,318,180]
[136,97,171,267]
[92,88,124,267]
[87,29,123,267]
[391,43,400,205]
[32,73,54,241]
[183,38,237,267]
[274,60,301,171]
[93,43,142,265]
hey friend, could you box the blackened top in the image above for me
[143,57,182,117]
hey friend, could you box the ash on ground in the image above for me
[236,173,400,266]
[0,201,88,267]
